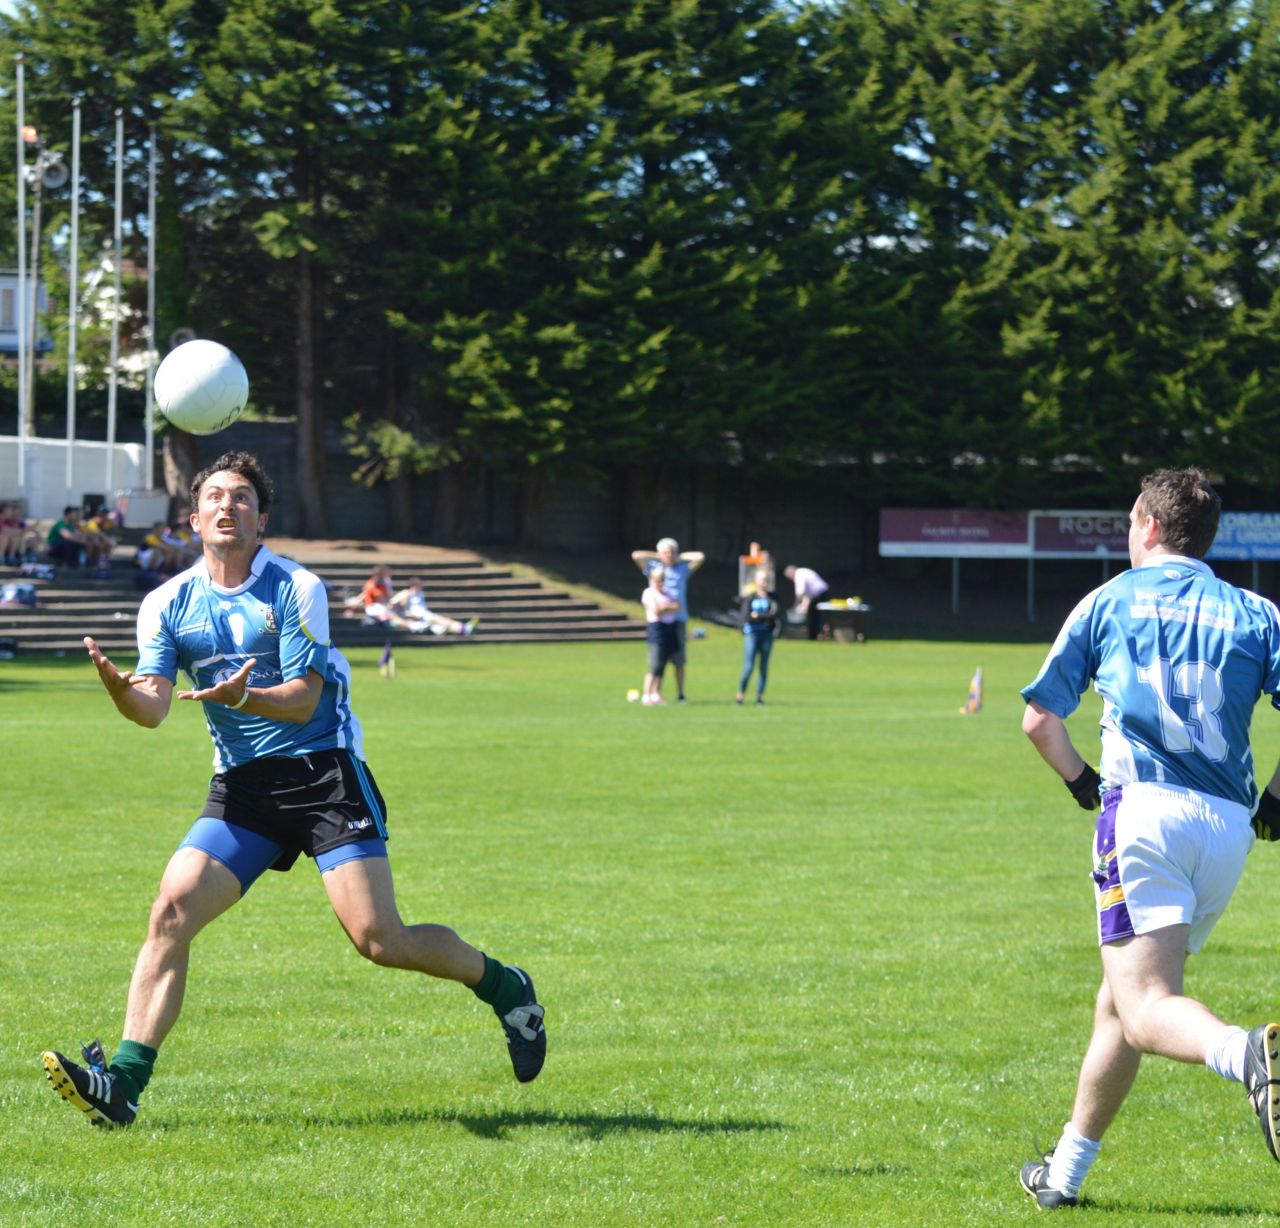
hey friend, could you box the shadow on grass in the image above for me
[243,1105,786,1139]
[1083,1199,1270,1218]
[804,1163,910,1178]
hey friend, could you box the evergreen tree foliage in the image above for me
[2,0,1279,520]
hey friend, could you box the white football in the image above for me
[154,339,249,435]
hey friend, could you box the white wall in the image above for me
[0,435,148,519]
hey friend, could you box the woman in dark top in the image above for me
[736,569,779,706]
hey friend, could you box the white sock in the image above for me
[1206,1025,1249,1083]
[1046,1122,1101,1196]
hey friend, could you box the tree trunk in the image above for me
[161,429,199,523]
[622,462,663,547]
[390,471,414,540]
[519,474,544,548]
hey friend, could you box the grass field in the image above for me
[3,628,1280,1225]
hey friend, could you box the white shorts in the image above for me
[1093,781,1254,953]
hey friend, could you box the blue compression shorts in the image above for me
[178,816,388,894]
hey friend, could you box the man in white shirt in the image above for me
[784,564,829,640]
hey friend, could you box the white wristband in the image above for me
[228,689,251,710]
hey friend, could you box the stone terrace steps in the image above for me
[0,542,645,655]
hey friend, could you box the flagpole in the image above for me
[25,138,44,424]
[65,96,81,501]
[105,108,122,498]
[144,122,156,490]
[14,53,26,497]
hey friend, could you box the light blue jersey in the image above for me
[135,545,364,772]
[1022,555,1280,809]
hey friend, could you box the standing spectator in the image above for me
[46,506,89,568]
[784,564,829,640]
[736,568,779,706]
[639,565,681,705]
[1018,467,1280,1207]
[739,541,774,595]
[389,577,478,636]
[630,537,705,702]
[42,449,545,1130]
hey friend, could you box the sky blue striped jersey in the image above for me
[1022,555,1280,810]
[135,545,364,772]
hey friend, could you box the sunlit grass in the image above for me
[2,632,1278,1225]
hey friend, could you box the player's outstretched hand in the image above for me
[84,636,140,700]
[177,657,257,707]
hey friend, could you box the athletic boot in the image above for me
[1245,1023,1280,1160]
[1019,1151,1078,1209]
[42,1040,137,1128]
[497,967,546,1083]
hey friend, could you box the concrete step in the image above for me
[1,597,614,622]
[0,549,645,655]
[6,609,640,638]
[8,627,647,655]
[2,596,626,626]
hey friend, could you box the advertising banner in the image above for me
[879,509,1029,557]
[1205,512,1280,561]
[1030,511,1129,558]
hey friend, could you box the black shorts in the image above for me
[646,621,680,673]
[201,748,388,873]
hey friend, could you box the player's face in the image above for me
[193,470,265,547]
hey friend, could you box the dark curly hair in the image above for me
[1136,467,1220,559]
[189,450,275,515]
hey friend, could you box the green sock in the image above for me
[108,1040,158,1103]
[470,954,525,1016]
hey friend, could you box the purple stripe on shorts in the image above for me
[1092,788,1134,945]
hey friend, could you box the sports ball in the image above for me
[154,340,249,435]
[626,688,640,702]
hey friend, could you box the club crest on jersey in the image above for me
[263,605,279,635]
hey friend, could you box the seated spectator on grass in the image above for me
[47,506,89,568]
[389,577,478,636]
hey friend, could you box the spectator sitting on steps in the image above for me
[83,508,120,575]
[47,507,90,569]
[388,577,478,636]
[346,566,411,628]
[1,502,39,567]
